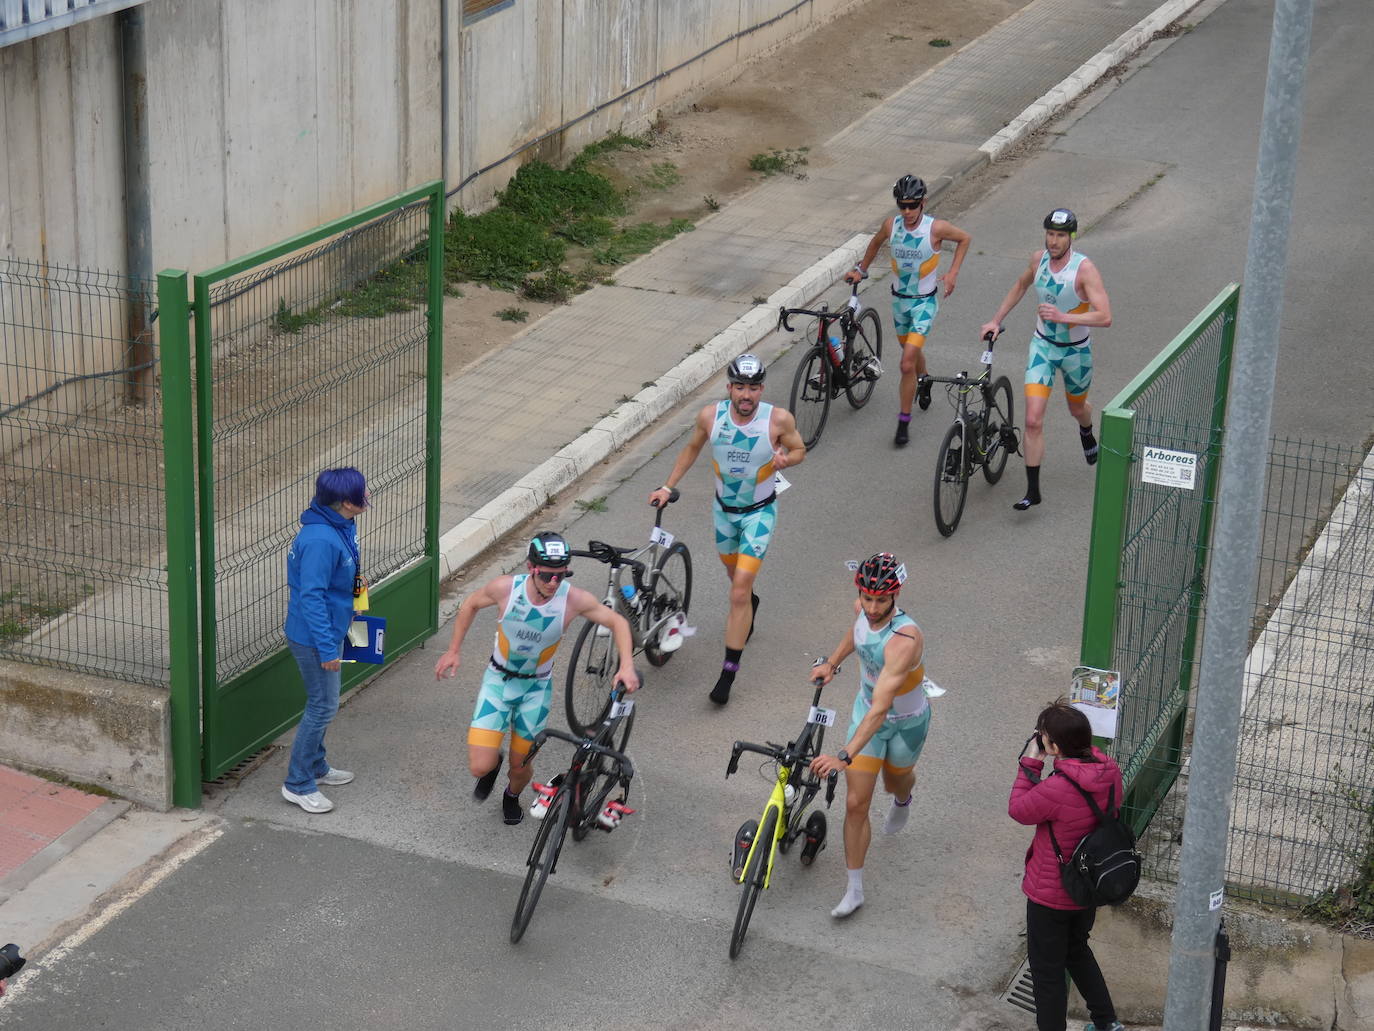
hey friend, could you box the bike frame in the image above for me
[577,497,680,652]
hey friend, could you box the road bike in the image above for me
[780,283,884,450]
[923,329,1019,536]
[510,684,638,944]
[724,676,838,958]
[564,489,691,737]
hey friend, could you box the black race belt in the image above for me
[716,493,777,515]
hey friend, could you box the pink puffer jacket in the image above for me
[1009,748,1124,910]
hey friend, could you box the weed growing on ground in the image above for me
[446,209,566,291]
[861,89,882,99]
[496,308,529,323]
[498,159,626,225]
[273,298,325,334]
[703,195,721,212]
[593,219,694,265]
[574,497,609,514]
[929,37,952,47]
[887,33,913,42]
[639,161,682,191]
[748,148,809,178]
[521,268,582,303]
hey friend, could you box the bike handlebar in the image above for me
[777,283,862,334]
[529,722,635,780]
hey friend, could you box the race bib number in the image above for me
[649,525,674,547]
[846,294,861,312]
[808,705,837,727]
[610,698,635,719]
[773,472,792,494]
[980,349,995,366]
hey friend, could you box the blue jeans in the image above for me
[285,639,341,794]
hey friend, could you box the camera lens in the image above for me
[0,943,26,979]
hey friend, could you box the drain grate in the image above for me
[203,745,278,788]
[1001,958,1036,1015]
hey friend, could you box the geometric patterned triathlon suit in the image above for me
[710,399,778,574]
[845,606,931,776]
[888,212,940,345]
[467,574,570,750]
[1026,249,1093,401]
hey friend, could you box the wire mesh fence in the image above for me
[1140,437,1374,906]
[0,258,168,683]
[202,202,432,686]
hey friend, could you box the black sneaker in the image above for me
[1013,494,1041,511]
[502,789,524,825]
[800,811,827,867]
[731,819,758,880]
[916,376,932,411]
[473,755,503,801]
[893,421,910,447]
[709,672,734,705]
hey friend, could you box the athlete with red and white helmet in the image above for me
[810,553,935,917]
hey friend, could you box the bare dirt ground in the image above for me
[444,0,1028,367]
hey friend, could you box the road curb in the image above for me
[437,0,1203,580]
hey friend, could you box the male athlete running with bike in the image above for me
[435,532,638,824]
[649,354,805,706]
[980,208,1113,510]
[810,553,933,918]
[846,175,971,447]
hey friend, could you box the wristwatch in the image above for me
[836,749,853,766]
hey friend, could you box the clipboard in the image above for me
[342,615,387,664]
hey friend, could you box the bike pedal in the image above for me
[528,777,562,820]
[597,800,635,830]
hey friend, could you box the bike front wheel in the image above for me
[729,804,778,959]
[934,422,970,537]
[844,308,883,410]
[982,375,1015,485]
[642,542,693,668]
[510,786,570,943]
[564,618,620,737]
[789,347,831,450]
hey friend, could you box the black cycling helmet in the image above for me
[727,353,766,385]
[855,552,907,595]
[527,531,572,570]
[892,175,927,204]
[1044,208,1078,234]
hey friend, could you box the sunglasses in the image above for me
[896,201,923,211]
[534,568,569,584]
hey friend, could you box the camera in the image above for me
[1033,731,1045,752]
[0,943,26,979]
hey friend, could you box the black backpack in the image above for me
[1047,771,1142,907]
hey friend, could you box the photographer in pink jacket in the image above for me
[1009,700,1126,1031]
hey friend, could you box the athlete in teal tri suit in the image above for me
[981,208,1114,510]
[649,354,806,705]
[435,532,638,824]
[811,553,935,918]
[847,175,971,447]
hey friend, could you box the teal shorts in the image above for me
[1025,335,1093,397]
[848,699,931,773]
[468,665,553,746]
[892,293,938,341]
[712,500,777,568]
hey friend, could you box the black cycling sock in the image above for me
[711,649,744,705]
[1080,423,1099,465]
[502,787,523,825]
[1014,466,1042,511]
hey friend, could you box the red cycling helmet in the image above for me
[854,553,907,595]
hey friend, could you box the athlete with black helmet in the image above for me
[435,531,638,824]
[845,174,972,447]
[810,553,937,917]
[649,353,806,705]
[980,208,1113,510]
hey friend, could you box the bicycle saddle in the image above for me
[586,540,636,562]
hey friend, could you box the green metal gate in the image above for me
[1079,284,1239,832]
[158,181,444,799]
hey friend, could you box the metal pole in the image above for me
[119,6,154,403]
[1162,1,1314,1028]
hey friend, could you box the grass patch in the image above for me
[273,298,325,334]
[593,219,694,266]
[521,268,583,304]
[334,256,428,318]
[638,161,682,191]
[558,216,617,247]
[496,307,529,323]
[748,148,809,178]
[928,37,952,47]
[703,195,721,212]
[572,131,653,167]
[497,159,627,226]
[887,33,913,42]
[446,209,567,291]
[860,89,882,99]
[575,496,609,514]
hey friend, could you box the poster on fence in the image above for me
[1070,665,1121,739]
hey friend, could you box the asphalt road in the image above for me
[5,1,1371,1028]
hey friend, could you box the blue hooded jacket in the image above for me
[284,501,359,658]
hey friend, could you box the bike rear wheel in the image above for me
[934,421,970,537]
[982,375,1015,485]
[788,347,831,449]
[844,308,883,410]
[729,804,777,959]
[510,786,570,943]
[564,618,619,737]
[642,542,693,667]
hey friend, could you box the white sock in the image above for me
[831,868,864,918]
[884,794,913,835]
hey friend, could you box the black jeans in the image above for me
[1025,899,1118,1031]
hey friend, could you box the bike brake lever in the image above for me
[777,307,792,333]
[726,746,741,778]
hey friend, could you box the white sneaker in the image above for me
[319,767,355,786]
[656,612,687,653]
[281,786,334,813]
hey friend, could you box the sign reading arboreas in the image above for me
[1141,445,1198,489]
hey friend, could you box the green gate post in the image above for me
[426,184,444,585]
[1080,407,1134,671]
[157,270,203,807]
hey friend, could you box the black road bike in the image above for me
[781,284,884,450]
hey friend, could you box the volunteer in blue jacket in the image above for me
[282,467,370,814]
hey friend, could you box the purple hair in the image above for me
[314,467,368,509]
